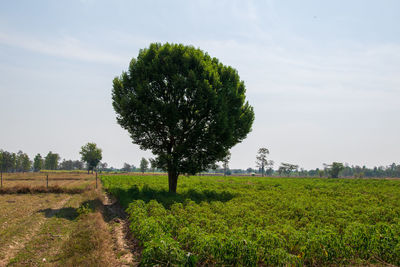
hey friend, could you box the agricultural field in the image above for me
[102,175,400,266]
[0,172,138,266]
[0,171,96,190]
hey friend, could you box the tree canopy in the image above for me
[112,43,254,192]
[329,162,344,178]
[80,143,102,173]
[44,151,59,170]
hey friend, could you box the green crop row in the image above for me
[101,175,400,266]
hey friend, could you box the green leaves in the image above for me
[79,143,102,172]
[103,175,400,266]
[112,43,254,191]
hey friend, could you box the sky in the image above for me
[0,0,399,170]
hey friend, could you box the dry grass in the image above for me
[0,171,96,189]
[0,185,86,194]
[0,182,129,266]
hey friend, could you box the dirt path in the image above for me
[0,195,71,266]
[102,193,141,266]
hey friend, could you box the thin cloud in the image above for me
[0,31,125,64]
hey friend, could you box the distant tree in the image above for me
[98,162,108,173]
[329,162,344,178]
[256,148,274,177]
[208,163,219,174]
[59,159,74,170]
[122,162,131,172]
[15,151,31,172]
[246,168,254,174]
[112,43,254,192]
[21,154,31,172]
[278,163,299,177]
[33,154,43,172]
[149,158,157,173]
[15,151,23,172]
[73,160,84,170]
[80,143,102,174]
[0,151,16,173]
[44,151,60,170]
[265,167,274,176]
[222,152,231,176]
[256,148,268,177]
[140,158,148,174]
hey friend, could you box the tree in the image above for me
[80,143,102,174]
[122,162,131,172]
[44,152,60,170]
[59,159,74,170]
[140,158,148,174]
[278,163,299,176]
[58,159,83,170]
[149,158,157,173]
[21,153,31,172]
[256,148,273,177]
[329,162,344,178]
[112,43,254,192]
[98,162,108,173]
[15,150,31,172]
[222,151,231,176]
[0,150,15,173]
[33,154,43,172]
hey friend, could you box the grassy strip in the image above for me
[57,212,117,266]
[7,191,118,266]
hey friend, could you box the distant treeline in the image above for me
[0,149,106,173]
[1,149,399,178]
[226,163,400,178]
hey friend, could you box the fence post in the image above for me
[1,170,2,188]
[96,171,98,189]
[46,174,48,189]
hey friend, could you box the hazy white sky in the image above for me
[0,0,399,169]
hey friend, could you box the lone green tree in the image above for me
[80,143,102,174]
[112,43,254,192]
[329,162,344,178]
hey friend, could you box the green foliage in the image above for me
[44,151,60,170]
[76,203,93,217]
[33,153,43,172]
[102,175,400,266]
[329,162,344,178]
[15,150,31,172]
[140,157,149,173]
[80,143,102,173]
[0,150,16,172]
[278,162,299,176]
[112,43,254,192]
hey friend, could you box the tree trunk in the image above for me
[168,169,178,193]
